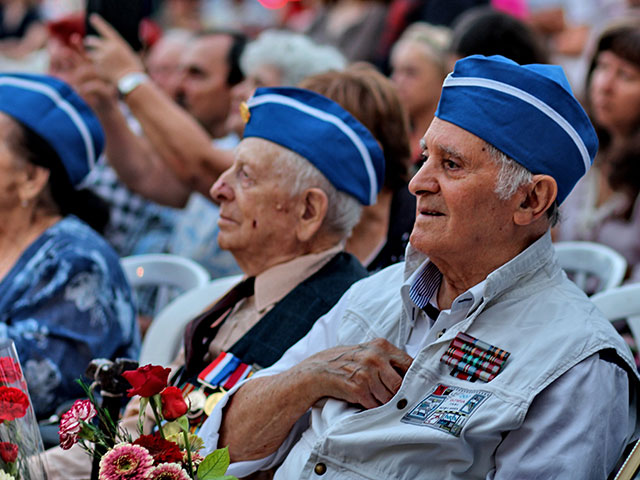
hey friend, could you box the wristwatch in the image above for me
[117,72,149,97]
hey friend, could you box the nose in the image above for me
[409,157,440,196]
[210,169,235,202]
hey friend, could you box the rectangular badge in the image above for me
[401,383,491,437]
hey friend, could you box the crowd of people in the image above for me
[1,0,640,478]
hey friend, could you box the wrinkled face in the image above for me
[210,138,302,264]
[391,41,445,119]
[175,35,232,132]
[590,50,640,136]
[225,64,283,136]
[0,113,27,211]
[409,118,515,261]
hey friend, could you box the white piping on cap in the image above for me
[443,75,591,173]
[0,76,97,172]
[248,93,378,205]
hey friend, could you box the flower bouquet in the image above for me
[0,340,47,480]
[59,363,237,480]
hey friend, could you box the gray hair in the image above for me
[240,30,346,86]
[274,147,362,239]
[486,143,560,226]
[391,22,452,73]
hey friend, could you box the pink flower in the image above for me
[0,358,21,384]
[59,399,97,450]
[98,444,154,480]
[0,386,28,422]
[147,462,191,480]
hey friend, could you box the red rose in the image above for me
[122,364,170,398]
[0,442,18,463]
[0,357,21,384]
[0,386,28,422]
[133,433,183,464]
[160,386,188,421]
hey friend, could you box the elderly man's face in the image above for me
[409,118,515,261]
[210,138,302,269]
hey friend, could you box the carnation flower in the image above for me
[59,399,97,450]
[122,365,170,398]
[98,444,154,480]
[160,387,188,421]
[0,471,16,480]
[0,386,28,422]
[0,357,21,384]
[133,433,183,465]
[0,442,18,464]
[147,463,191,480]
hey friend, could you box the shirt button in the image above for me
[436,329,446,338]
[314,462,327,475]
[396,398,408,409]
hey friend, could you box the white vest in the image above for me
[276,234,639,479]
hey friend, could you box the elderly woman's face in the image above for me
[590,50,640,136]
[0,113,28,209]
[391,41,445,120]
[209,138,303,270]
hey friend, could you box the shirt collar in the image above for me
[253,244,344,313]
[405,230,554,313]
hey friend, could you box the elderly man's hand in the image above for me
[85,14,144,85]
[293,338,414,409]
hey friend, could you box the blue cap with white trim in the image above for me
[435,55,598,204]
[243,87,385,206]
[0,73,104,187]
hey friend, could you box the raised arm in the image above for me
[85,15,234,198]
[220,338,414,461]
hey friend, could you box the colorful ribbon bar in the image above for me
[440,332,510,383]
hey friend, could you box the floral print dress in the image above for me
[0,216,139,419]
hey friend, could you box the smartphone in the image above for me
[85,0,152,51]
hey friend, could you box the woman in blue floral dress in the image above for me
[0,73,139,418]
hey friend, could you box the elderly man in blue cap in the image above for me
[44,85,384,478]
[199,55,640,479]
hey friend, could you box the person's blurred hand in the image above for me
[48,33,117,112]
[85,14,144,85]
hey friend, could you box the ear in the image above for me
[295,187,329,243]
[18,164,50,205]
[513,174,557,226]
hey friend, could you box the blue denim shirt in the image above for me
[0,216,139,418]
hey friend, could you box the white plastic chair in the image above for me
[554,241,627,295]
[138,274,243,366]
[121,253,210,291]
[121,253,211,317]
[591,283,640,352]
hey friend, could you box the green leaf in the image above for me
[176,415,190,432]
[197,446,231,479]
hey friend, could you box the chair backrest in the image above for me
[554,241,627,295]
[138,274,243,366]
[120,253,210,291]
[591,283,640,350]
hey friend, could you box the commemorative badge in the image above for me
[401,383,491,437]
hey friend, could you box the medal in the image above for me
[204,391,227,416]
[185,389,207,419]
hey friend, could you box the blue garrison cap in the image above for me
[0,73,104,187]
[243,87,385,206]
[435,55,598,204]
